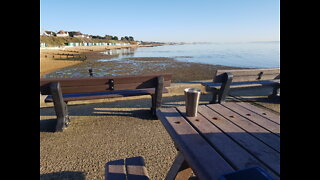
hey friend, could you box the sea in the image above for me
[130,41,280,68]
[44,41,280,78]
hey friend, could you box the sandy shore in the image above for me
[40,44,162,77]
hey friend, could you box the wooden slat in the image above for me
[47,81,170,94]
[106,159,126,180]
[106,157,150,180]
[204,103,280,152]
[156,108,235,180]
[214,68,280,83]
[40,74,172,95]
[176,106,280,180]
[40,73,172,86]
[216,68,280,77]
[236,102,280,124]
[220,103,280,136]
[45,88,169,102]
[197,105,280,175]
[125,156,150,180]
[203,80,280,89]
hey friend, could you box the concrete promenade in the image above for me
[40,83,279,179]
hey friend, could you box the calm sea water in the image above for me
[129,42,280,68]
[45,42,279,78]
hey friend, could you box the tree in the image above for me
[128,36,134,41]
[104,35,113,40]
[112,36,118,40]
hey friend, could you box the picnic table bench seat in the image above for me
[40,73,172,132]
[201,68,280,103]
[105,156,150,180]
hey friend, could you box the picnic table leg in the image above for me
[165,152,193,180]
[268,84,280,98]
[50,82,70,132]
[218,72,233,103]
[209,88,219,104]
[151,76,164,115]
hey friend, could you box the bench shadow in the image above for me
[40,118,57,132]
[92,109,157,120]
[40,171,85,180]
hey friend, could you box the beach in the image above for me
[40,44,245,82]
[40,44,163,77]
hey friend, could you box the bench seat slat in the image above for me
[52,81,171,94]
[202,79,280,89]
[45,88,169,102]
[106,156,149,180]
[40,74,172,87]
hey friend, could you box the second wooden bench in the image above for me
[201,68,280,103]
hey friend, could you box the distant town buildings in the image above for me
[40,30,98,39]
[40,30,134,47]
[41,30,55,36]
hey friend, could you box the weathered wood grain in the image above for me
[156,108,235,180]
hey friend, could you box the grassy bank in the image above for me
[40,36,136,47]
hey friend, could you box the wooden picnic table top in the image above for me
[156,102,280,180]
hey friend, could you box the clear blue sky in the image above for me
[40,0,279,43]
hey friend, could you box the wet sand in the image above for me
[40,44,162,77]
[41,48,244,82]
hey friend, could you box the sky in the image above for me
[40,0,280,43]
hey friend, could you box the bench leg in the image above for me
[50,82,70,132]
[165,152,193,180]
[151,76,164,116]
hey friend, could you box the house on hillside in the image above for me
[56,30,69,37]
[73,32,85,38]
[41,30,55,36]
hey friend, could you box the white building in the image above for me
[41,30,55,36]
[56,30,69,37]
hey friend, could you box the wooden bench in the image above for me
[105,156,150,180]
[201,68,280,104]
[40,73,172,132]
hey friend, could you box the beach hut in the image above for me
[65,42,73,46]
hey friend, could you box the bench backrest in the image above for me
[40,73,172,95]
[213,68,280,83]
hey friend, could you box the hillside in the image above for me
[40,36,136,47]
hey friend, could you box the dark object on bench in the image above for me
[219,167,274,180]
[105,156,150,180]
[201,68,280,103]
[40,73,172,132]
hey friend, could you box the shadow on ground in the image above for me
[40,171,85,180]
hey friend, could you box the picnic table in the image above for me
[156,102,280,180]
